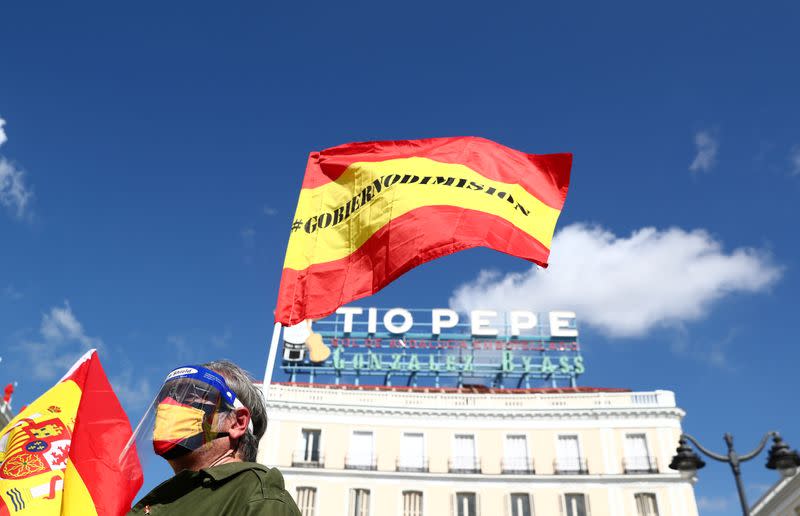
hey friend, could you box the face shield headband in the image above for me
[152,365,253,459]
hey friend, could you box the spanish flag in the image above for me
[0,350,143,515]
[276,137,572,326]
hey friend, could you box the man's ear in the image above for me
[227,406,251,439]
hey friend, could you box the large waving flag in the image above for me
[0,350,143,516]
[276,136,572,326]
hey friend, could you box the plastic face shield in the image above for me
[122,365,252,468]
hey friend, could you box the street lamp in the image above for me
[669,431,800,516]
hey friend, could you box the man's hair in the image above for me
[202,359,266,462]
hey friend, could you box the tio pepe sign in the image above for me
[334,307,578,338]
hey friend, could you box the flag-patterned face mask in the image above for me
[147,366,251,459]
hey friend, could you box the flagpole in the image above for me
[262,322,282,403]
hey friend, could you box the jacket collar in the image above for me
[201,461,273,483]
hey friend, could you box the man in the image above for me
[128,360,301,516]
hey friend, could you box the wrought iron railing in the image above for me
[345,454,378,471]
[623,456,658,474]
[449,457,481,474]
[501,457,535,474]
[396,457,429,473]
[554,458,589,475]
[291,450,324,468]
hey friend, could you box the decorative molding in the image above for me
[266,402,685,421]
[280,466,690,486]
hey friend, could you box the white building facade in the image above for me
[258,383,699,516]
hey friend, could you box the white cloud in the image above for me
[167,334,194,362]
[263,205,278,216]
[697,495,732,512]
[790,145,800,176]
[2,285,23,300]
[22,302,104,379]
[211,329,233,348]
[0,157,33,219]
[689,130,719,173]
[449,224,782,338]
[0,118,33,219]
[111,368,154,410]
[671,324,738,371]
[241,227,256,248]
[241,227,256,264]
[41,302,100,347]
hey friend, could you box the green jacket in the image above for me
[127,462,301,516]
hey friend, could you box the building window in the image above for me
[503,435,533,474]
[563,493,589,516]
[295,487,316,516]
[294,429,322,466]
[349,488,370,516]
[450,434,479,473]
[624,434,656,473]
[510,493,532,516]
[403,490,423,516]
[454,492,477,516]
[399,433,427,472]
[346,431,376,470]
[634,493,659,516]
[556,435,586,474]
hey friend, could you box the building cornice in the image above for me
[265,401,685,421]
[278,466,690,486]
[264,385,684,421]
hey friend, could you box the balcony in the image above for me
[554,458,589,475]
[396,458,429,473]
[291,451,324,468]
[623,456,659,474]
[345,454,378,471]
[501,457,535,474]
[449,457,481,474]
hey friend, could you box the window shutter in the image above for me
[476,493,481,516]
[349,489,355,516]
[450,493,455,516]
[585,494,592,516]
[295,431,305,462]
[558,495,564,516]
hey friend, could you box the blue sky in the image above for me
[1,1,799,513]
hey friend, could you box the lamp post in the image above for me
[669,432,800,516]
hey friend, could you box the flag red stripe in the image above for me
[276,205,550,324]
[301,137,571,210]
[69,354,143,516]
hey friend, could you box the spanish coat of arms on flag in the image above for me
[0,350,142,516]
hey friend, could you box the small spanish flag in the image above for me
[0,350,143,516]
[275,136,572,326]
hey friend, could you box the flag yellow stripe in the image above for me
[0,381,81,439]
[284,157,561,270]
[62,463,99,516]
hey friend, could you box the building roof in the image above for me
[751,470,800,515]
[261,381,630,395]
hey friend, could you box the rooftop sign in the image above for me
[280,308,583,389]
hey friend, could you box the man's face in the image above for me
[152,380,233,460]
